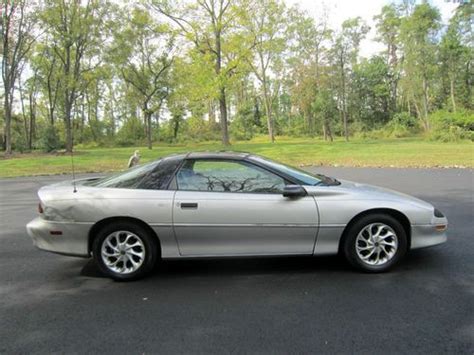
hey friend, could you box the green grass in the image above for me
[0,136,473,178]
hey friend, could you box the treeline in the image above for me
[1,0,473,154]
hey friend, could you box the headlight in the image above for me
[434,208,445,218]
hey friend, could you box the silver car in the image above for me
[27,152,448,280]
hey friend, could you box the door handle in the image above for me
[180,202,198,209]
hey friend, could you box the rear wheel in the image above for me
[343,214,408,272]
[92,221,159,281]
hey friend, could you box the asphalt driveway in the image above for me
[0,167,473,354]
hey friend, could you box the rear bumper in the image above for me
[26,217,92,257]
[411,224,447,249]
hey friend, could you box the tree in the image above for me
[111,7,173,149]
[286,7,331,137]
[351,56,391,128]
[399,3,440,130]
[32,44,61,127]
[312,88,337,141]
[242,0,287,142]
[151,0,251,146]
[18,64,40,150]
[374,4,401,113]
[329,17,369,140]
[1,0,36,155]
[440,4,472,112]
[41,0,107,152]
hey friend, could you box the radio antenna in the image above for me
[71,134,77,193]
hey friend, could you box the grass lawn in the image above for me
[0,136,473,178]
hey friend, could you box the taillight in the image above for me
[38,203,44,214]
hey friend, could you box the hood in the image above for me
[306,179,434,210]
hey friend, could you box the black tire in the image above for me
[342,213,408,273]
[92,221,159,281]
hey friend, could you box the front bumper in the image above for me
[26,217,92,257]
[411,224,447,249]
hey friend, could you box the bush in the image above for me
[392,112,419,129]
[115,117,145,146]
[427,109,474,142]
[38,125,62,152]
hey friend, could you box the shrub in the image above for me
[392,112,419,129]
[38,125,62,152]
[428,109,474,142]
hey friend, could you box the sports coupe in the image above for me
[27,152,447,280]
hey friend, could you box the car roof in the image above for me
[184,151,251,160]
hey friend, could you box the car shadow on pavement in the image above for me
[79,247,447,280]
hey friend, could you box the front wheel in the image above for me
[343,214,408,272]
[92,222,159,281]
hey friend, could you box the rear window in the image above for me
[86,161,160,189]
[85,157,181,190]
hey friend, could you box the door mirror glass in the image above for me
[282,185,307,198]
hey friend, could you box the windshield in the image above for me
[250,156,324,186]
[85,160,161,188]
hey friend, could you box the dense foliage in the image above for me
[1,0,473,154]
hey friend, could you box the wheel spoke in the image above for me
[379,231,395,240]
[356,244,373,251]
[380,239,396,247]
[102,249,119,257]
[374,250,381,264]
[106,240,118,252]
[361,248,376,260]
[128,249,144,258]
[374,225,385,237]
[381,245,391,255]
[125,241,142,249]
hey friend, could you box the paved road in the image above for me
[1,168,473,354]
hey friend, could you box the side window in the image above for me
[137,157,182,190]
[177,160,287,193]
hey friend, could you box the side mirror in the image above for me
[283,185,307,198]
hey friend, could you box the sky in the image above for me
[284,0,460,58]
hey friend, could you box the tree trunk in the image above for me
[208,100,216,124]
[64,96,73,153]
[422,78,430,130]
[214,26,230,146]
[325,120,333,142]
[4,92,12,155]
[307,111,315,137]
[28,90,36,150]
[263,90,275,143]
[173,115,180,140]
[19,81,29,148]
[450,78,456,112]
[145,110,152,150]
[342,86,348,141]
[219,87,230,145]
[343,109,348,141]
[339,58,349,141]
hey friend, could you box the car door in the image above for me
[172,158,319,256]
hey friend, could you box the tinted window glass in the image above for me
[177,160,287,193]
[250,156,322,186]
[137,157,181,190]
[86,160,160,189]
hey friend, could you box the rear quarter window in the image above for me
[137,158,182,190]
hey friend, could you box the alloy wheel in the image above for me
[101,230,145,274]
[355,223,399,266]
